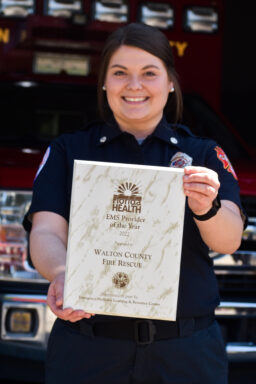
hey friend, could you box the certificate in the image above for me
[63,160,185,321]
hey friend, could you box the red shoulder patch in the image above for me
[214,146,238,180]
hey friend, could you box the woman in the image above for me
[24,23,244,384]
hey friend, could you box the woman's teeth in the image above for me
[123,97,148,102]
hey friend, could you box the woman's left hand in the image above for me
[183,166,220,216]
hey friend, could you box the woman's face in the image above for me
[104,45,173,133]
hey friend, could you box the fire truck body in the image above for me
[0,1,255,382]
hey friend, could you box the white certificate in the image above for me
[63,160,185,321]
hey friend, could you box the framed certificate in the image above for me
[63,160,185,321]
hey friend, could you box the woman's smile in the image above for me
[121,96,150,104]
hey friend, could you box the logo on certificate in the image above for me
[112,182,142,213]
[112,272,129,288]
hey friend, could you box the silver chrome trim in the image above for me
[93,0,128,23]
[185,7,218,33]
[215,302,256,316]
[245,217,256,225]
[212,250,256,268]
[243,224,256,241]
[226,344,256,354]
[234,250,256,256]
[219,302,256,308]
[140,3,174,30]
[0,294,56,345]
[215,269,256,275]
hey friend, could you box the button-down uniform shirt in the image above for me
[24,116,243,319]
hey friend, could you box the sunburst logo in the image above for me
[116,182,140,196]
[112,181,142,213]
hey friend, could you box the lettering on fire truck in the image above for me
[0,28,10,44]
[0,28,187,56]
[170,41,188,57]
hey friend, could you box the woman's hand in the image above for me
[47,272,94,322]
[183,166,220,215]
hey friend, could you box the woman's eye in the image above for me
[113,70,126,76]
[144,71,156,77]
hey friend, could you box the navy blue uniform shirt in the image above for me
[24,116,243,320]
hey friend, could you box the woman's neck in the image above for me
[114,114,163,139]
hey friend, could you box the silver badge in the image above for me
[169,152,193,168]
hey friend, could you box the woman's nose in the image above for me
[126,75,142,90]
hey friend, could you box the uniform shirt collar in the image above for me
[150,115,180,146]
[97,119,123,146]
[97,115,187,148]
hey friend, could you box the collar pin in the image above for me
[170,137,178,145]
[100,136,107,143]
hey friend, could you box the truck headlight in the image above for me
[45,0,83,18]
[0,190,44,282]
[139,2,174,30]
[0,0,35,17]
[92,0,128,23]
[184,7,218,33]
[6,308,35,333]
[1,295,56,343]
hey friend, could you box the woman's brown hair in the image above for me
[97,22,183,123]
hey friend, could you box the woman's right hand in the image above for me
[47,272,94,322]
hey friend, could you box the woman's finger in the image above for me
[184,172,219,189]
[184,182,218,197]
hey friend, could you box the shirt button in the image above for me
[100,136,107,143]
[170,137,178,144]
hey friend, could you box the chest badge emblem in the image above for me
[169,152,193,168]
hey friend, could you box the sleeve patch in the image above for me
[34,146,51,180]
[214,146,238,180]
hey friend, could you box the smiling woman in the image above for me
[24,22,245,384]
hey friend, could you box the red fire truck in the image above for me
[0,1,255,382]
